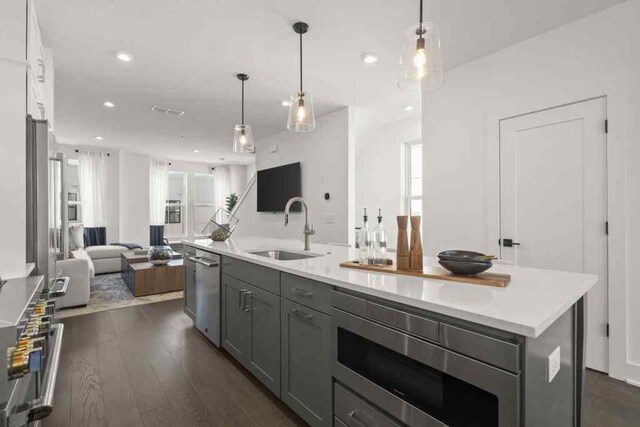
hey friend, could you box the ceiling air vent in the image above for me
[151,105,185,116]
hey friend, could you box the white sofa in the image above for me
[85,245,132,274]
[56,255,92,309]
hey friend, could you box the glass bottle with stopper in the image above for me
[372,209,387,264]
[358,209,372,264]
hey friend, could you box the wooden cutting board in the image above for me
[339,260,510,288]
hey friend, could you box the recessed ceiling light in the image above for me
[361,52,379,64]
[115,52,133,62]
[281,100,291,107]
[193,149,200,153]
[103,101,115,108]
[94,136,104,140]
[404,105,414,111]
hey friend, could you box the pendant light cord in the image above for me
[241,79,245,125]
[419,0,423,27]
[299,31,303,94]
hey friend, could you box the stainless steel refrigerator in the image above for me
[25,115,68,285]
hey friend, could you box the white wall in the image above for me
[355,117,421,249]
[422,0,638,383]
[234,108,355,246]
[119,151,149,245]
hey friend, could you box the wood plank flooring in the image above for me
[44,299,305,427]
[44,299,640,427]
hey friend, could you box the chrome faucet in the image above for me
[284,197,315,251]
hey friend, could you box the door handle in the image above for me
[291,287,313,297]
[243,291,252,312]
[238,289,248,309]
[501,238,521,248]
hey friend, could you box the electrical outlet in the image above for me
[325,214,336,224]
[548,346,561,383]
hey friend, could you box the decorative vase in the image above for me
[396,216,410,270]
[147,245,173,266]
[409,216,423,271]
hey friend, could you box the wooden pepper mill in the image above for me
[409,215,423,271]
[396,216,410,270]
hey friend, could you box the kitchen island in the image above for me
[183,237,596,427]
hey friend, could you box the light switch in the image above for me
[548,346,561,383]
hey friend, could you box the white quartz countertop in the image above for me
[183,237,597,338]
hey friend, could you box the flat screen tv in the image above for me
[257,162,302,212]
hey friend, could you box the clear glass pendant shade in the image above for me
[398,22,443,92]
[287,92,315,132]
[233,124,255,153]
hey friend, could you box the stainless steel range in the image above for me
[0,275,67,427]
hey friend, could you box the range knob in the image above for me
[6,337,43,380]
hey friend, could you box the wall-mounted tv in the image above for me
[257,162,302,212]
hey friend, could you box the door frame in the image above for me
[485,95,627,380]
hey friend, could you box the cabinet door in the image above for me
[184,261,196,320]
[221,274,249,364]
[245,283,281,397]
[281,299,332,426]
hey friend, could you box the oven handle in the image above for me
[48,276,70,298]
[28,323,65,422]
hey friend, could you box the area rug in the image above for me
[58,273,183,318]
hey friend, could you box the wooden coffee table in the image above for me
[123,259,184,297]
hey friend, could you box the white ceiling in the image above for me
[37,0,624,164]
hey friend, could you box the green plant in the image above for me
[225,193,239,212]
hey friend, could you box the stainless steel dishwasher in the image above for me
[193,249,221,347]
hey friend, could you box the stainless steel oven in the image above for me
[0,275,67,427]
[332,291,520,427]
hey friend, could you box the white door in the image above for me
[499,97,608,372]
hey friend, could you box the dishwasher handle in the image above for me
[187,256,219,268]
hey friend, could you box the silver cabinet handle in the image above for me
[347,411,369,427]
[291,308,314,321]
[291,287,313,297]
[239,289,248,309]
[243,291,252,313]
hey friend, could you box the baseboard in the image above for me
[626,361,640,387]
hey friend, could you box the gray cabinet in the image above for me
[221,274,249,363]
[281,298,332,427]
[183,258,196,320]
[245,283,281,397]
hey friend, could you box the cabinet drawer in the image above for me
[334,383,400,427]
[222,256,280,294]
[281,273,332,315]
[334,417,348,427]
[440,323,520,373]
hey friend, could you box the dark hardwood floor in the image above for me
[44,299,305,427]
[44,299,640,427]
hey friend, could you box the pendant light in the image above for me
[233,73,255,153]
[287,22,315,132]
[398,0,443,92]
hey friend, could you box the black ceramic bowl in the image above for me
[438,259,492,276]
[437,250,492,265]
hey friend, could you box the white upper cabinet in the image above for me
[0,1,27,62]
[25,0,53,124]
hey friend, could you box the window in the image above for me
[165,171,187,237]
[67,159,81,223]
[405,141,422,216]
[193,173,216,234]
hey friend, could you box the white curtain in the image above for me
[214,166,231,211]
[149,160,169,226]
[78,151,107,227]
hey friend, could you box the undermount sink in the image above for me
[249,250,323,261]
